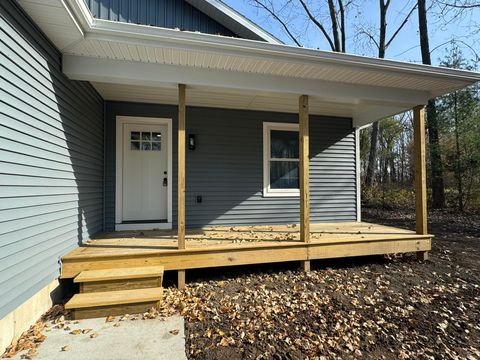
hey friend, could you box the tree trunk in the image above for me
[327,0,342,51]
[453,92,464,211]
[418,0,445,208]
[365,0,388,187]
[366,122,379,186]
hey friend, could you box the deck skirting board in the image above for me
[60,236,432,279]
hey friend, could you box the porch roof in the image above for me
[18,0,480,126]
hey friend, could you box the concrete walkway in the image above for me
[11,316,186,360]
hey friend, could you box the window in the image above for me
[130,131,161,152]
[263,122,300,197]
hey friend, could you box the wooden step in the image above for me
[74,266,164,293]
[74,266,164,282]
[65,287,163,320]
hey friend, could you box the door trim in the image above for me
[115,116,173,230]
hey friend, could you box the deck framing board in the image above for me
[61,231,432,279]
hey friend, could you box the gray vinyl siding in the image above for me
[105,102,356,231]
[85,0,238,38]
[0,0,104,319]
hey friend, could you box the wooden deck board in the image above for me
[74,266,164,283]
[60,222,432,278]
[65,287,164,309]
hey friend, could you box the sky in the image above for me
[222,0,479,66]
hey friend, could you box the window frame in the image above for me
[263,122,300,197]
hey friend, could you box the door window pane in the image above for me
[130,130,163,152]
[131,141,140,150]
[131,131,140,141]
[270,130,299,159]
[152,142,161,151]
[270,161,299,189]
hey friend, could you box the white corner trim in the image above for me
[355,127,362,222]
[263,122,300,198]
[115,116,173,229]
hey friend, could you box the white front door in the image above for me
[122,123,168,222]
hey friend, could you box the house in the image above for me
[1,0,480,351]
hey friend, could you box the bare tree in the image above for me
[358,1,417,187]
[418,0,446,208]
[249,0,352,52]
[436,0,480,9]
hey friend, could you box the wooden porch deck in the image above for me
[61,222,432,279]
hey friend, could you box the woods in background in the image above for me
[361,46,479,211]
[247,0,480,211]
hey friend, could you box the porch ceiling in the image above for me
[92,82,363,118]
[17,0,480,126]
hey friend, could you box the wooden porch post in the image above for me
[178,84,186,288]
[299,95,310,271]
[413,105,429,261]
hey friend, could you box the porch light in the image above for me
[188,134,196,150]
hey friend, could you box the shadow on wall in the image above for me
[48,72,104,247]
[105,102,356,231]
[0,0,104,327]
[2,0,104,251]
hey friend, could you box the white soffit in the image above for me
[62,18,480,98]
[16,0,84,50]
[91,82,359,118]
[16,0,480,124]
[184,0,283,44]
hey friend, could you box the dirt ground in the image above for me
[163,209,480,360]
[3,209,479,360]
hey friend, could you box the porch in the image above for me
[60,222,432,279]
[60,19,443,288]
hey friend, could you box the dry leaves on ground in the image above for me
[158,210,480,360]
[2,305,67,359]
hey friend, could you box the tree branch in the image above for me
[385,4,418,49]
[436,0,480,9]
[251,0,303,46]
[298,0,337,51]
[357,28,380,49]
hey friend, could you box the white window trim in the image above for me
[263,122,300,197]
[115,116,173,230]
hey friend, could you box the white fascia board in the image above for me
[63,0,480,90]
[86,19,480,88]
[64,0,480,89]
[64,0,94,30]
[184,0,283,44]
[63,55,431,107]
